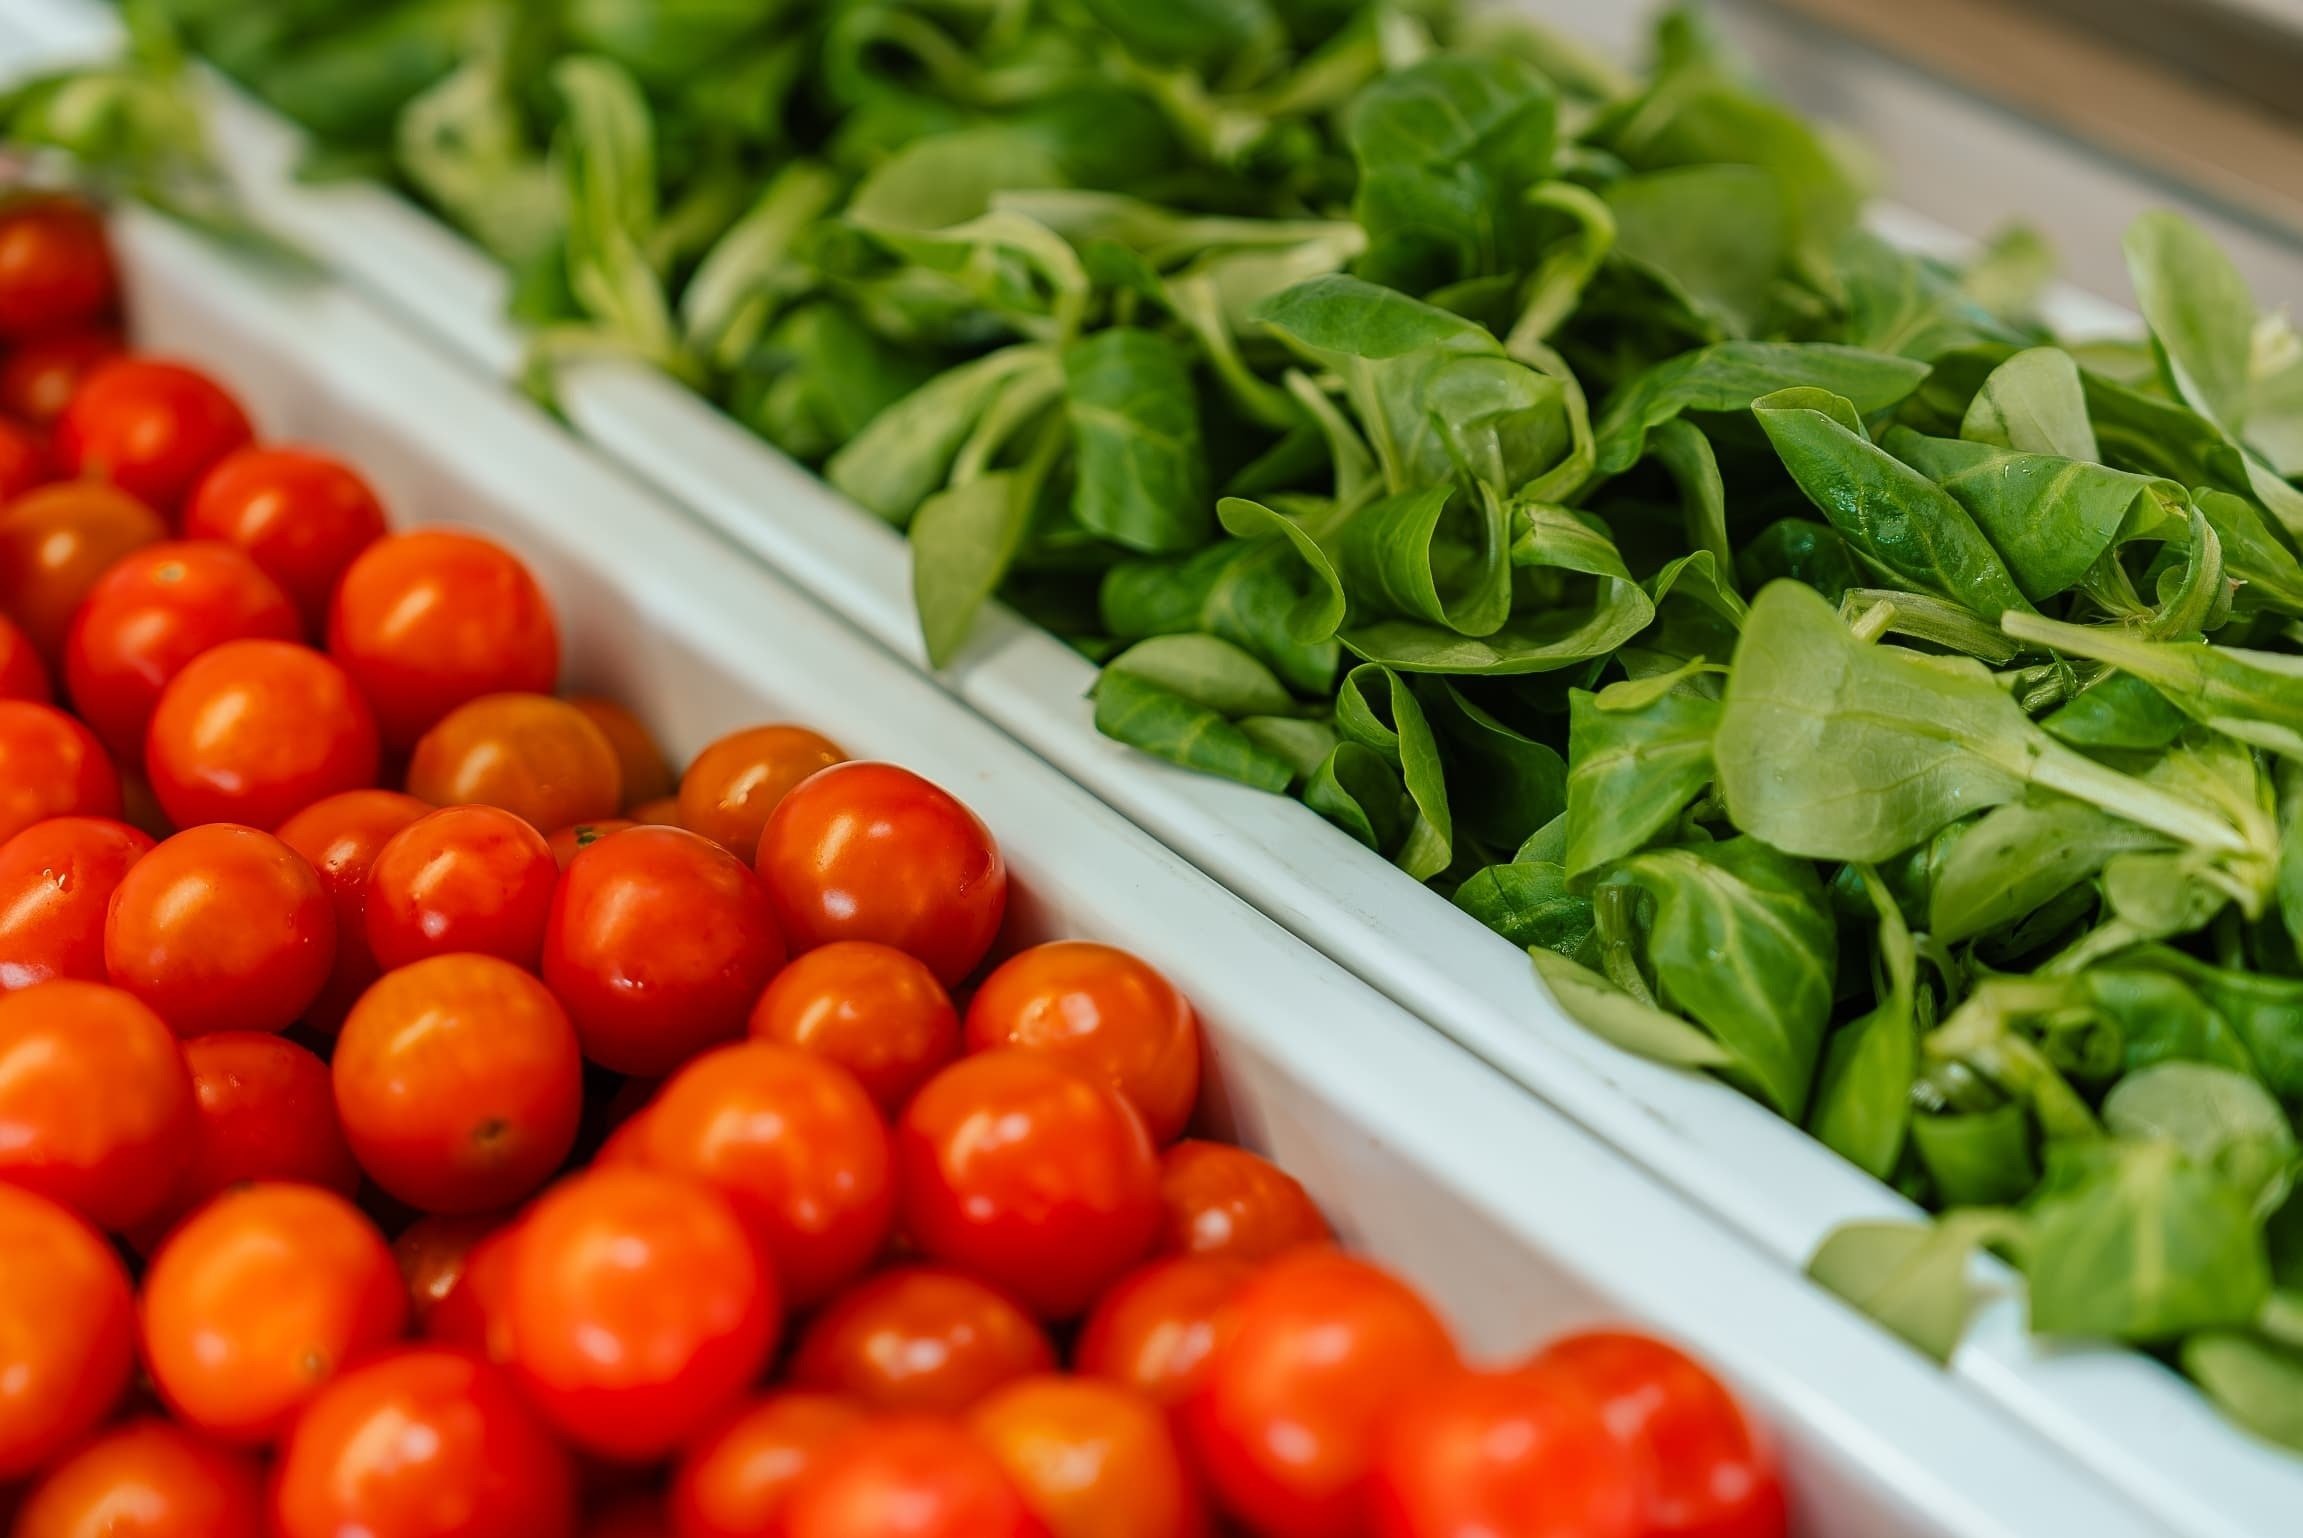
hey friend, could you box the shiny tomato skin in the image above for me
[0,198,114,341]
[747,939,959,1115]
[406,693,622,833]
[1156,1141,1331,1264]
[395,1213,505,1332]
[0,416,48,503]
[543,826,785,1076]
[970,1374,1206,1538]
[57,358,255,515]
[63,539,302,757]
[569,697,672,810]
[0,700,120,844]
[333,954,583,1214]
[964,941,1201,1144]
[1073,1256,1254,1411]
[0,980,193,1231]
[144,637,380,831]
[0,329,122,425]
[183,446,387,631]
[676,724,844,864]
[504,1167,781,1461]
[326,530,560,748]
[272,1347,577,1538]
[669,1393,867,1538]
[364,804,558,973]
[788,1267,1055,1415]
[630,796,681,827]
[783,1417,1048,1538]
[547,818,636,870]
[757,762,1006,985]
[13,1417,264,1538]
[897,1050,1160,1319]
[423,1221,519,1365]
[165,1031,360,1222]
[0,815,152,990]
[0,611,48,700]
[103,823,335,1037]
[0,1185,135,1479]
[0,480,164,660]
[276,788,430,1030]
[141,1183,407,1443]
[1533,1331,1788,1538]
[1182,1250,1461,1538]
[1369,1363,1644,1538]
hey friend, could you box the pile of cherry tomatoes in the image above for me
[0,194,1788,1538]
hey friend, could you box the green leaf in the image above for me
[1592,342,1929,478]
[1913,1104,2040,1208]
[1077,0,1281,69]
[1810,865,1918,1181]
[552,55,675,359]
[1103,635,1298,718]
[1737,518,1862,604]
[2104,1062,2298,1218]
[2001,612,2303,759]
[846,127,1067,233]
[1305,741,1413,853]
[1928,796,2169,944]
[1961,346,2098,461]
[911,469,1037,667]
[1807,1213,2019,1364]
[1563,673,1720,877]
[2126,951,2303,1104]
[1091,669,1295,793]
[1456,861,1595,957]
[1099,539,1340,697]
[2183,1331,2303,1454]
[1335,665,1453,881]
[2041,674,2190,752]
[1835,230,2022,362]
[1530,948,1737,1072]
[829,347,1051,524]
[2192,490,2303,618]
[1064,328,1210,554]
[1605,164,1787,339]
[2126,210,2257,435]
[1423,682,1566,853]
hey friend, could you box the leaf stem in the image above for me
[2030,738,2248,855]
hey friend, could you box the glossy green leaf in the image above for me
[1563,671,1720,877]
[1064,328,1209,554]
[1961,346,2097,461]
[1809,865,1919,1181]
[1091,668,1295,794]
[1808,1212,2020,1364]
[1591,342,1928,477]
[1530,948,1736,1072]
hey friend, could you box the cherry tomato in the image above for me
[547,817,636,869]
[669,1394,867,1538]
[272,1348,577,1538]
[588,1497,674,1538]
[63,539,301,757]
[423,1220,520,1364]
[505,1167,781,1461]
[676,723,844,863]
[789,1267,1054,1415]
[395,1212,505,1331]
[333,954,584,1214]
[183,445,387,631]
[781,1416,1047,1538]
[327,530,560,748]
[898,1050,1159,1319]
[276,787,430,1030]
[1532,1331,1788,1538]
[0,611,47,700]
[1370,1364,1643,1538]
[0,1185,134,1478]
[14,1417,264,1538]
[104,823,335,1037]
[0,416,48,503]
[970,1375,1204,1538]
[543,825,785,1076]
[631,796,682,826]
[1156,1140,1330,1264]
[141,1183,406,1443]
[747,940,959,1115]
[407,692,623,831]
[0,815,152,990]
[57,358,254,515]
[364,804,558,972]
[161,1031,360,1226]
[1074,1256,1253,1410]
[1182,1251,1460,1538]
[0,980,193,1231]
[965,942,1201,1144]
[0,197,114,341]
[570,696,673,809]
[0,699,120,844]
[145,637,379,830]
[0,480,164,659]
[630,1042,892,1308]
[0,329,121,425]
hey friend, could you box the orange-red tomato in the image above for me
[970,1375,1206,1538]
[757,761,1007,985]
[163,1031,360,1223]
[965,942,1202,1144]
[0,980,193,1231]
[63,539,301,757]
[669,1394,867,1538]
[423,1221,520,1364]
[570,696,673,809]
[272,1348,577,1538]
[0,197,115,341]
[327,530,560,748]
[1155,1140,1331,1264]
[0,611,48,700]
[1182,1251,1460,1538]
[630,795,682,826]
[0,480,164,659]
[364,804,558,973]
[141,1183,407,1443]
[676,723,844,863]
[103,823,335,1037]
[747,940,959,1115]
[547,818,636,870]
[0,815,152,990]
[0,416,48,503]
[1073,1257,1254,1410]
[333,954,583,1214]
[0,1185,134,1478]
[276,787,430,1030]
[0,329,121,425]
[788,1267,1054,1415]
[1369,1364,1643,1538]
[407,692,623,832]
[588,1497,676,1538]
[504,1167,781,1461]
[780,1416,1048,1538]
[394,1213,506,1331]
[57,358,254,515]
[183,446,387,631]
[0,699,120,844]
[897,1051,1160,1319]
[543,826,785,1076]
[13,1417,264,1538]
[144,637,380,830]
[630,1042,893,1308]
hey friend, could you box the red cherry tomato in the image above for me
[144,637,379,830]
[183,445,388,631]
[0,612,48,700]
[547,817,636,870]
[589,1496,675,1538]
[14,1417,264,1538]
[0,699,120,844]
[747,939,959,1114]
[395,1212,505,1331]
[631,795,682,826]
[0,815,152,990]
[1074,1256,1254,1410]
[423,1220,520,1364]
[1533,1331,1788,1538]
[327,530,560,748]
[0,197,115,341]
[104,823,335,1037]
[1370,1363,1643,1538]
[0,1185,134,1479]
[0,480,164,660]
[63,539,301,757]
[141,1183,407,1443]
[789,1267,1055,1415]
[570,696,672,809]
[0,328,122,425]
[504,1167,781,1461]
[161,1031,360,1226]
[969,1375,1205,1538]
[272,1348,577,1538]
[964,941,1202,1144]
[57,358,254,515]
[0,980,193,1231]
[408,692,623,832]
[276,787,430,1030]
[333,953,584,1214]
[1156,1140,1331,1264]
[677,723,845,863]
[0,416,49,503]
[897,1050,1160,1319]
[669,1393,867,1538]
[543,825,786,1076]
[364,804,558,973]
[783,1416,1048,1538]
[1182,1251,1461,1538]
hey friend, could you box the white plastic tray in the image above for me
[3,4,2284,1530]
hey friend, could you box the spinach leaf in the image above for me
[1563,667,1720,877]
[1456,858,1593,957]
[1810,865,1919,1181]
[2043,675,2191,752]
[2126,210,2257,439]
[2103,1062,2298,1218]
[2002,612,2303,758]
[1808,1212,2022,1364]
[911,467,1040,668]
[1913,1104,2039,1208]
[1099,539,1341,696]
[1090,668,1295,793]
[1104,635,1299,718]
[2183,1332,2303,1454]
[1605,165,1787,339]
[1064,328,1210,553]
[1423,682,1566,852]
[1928,796,2169,944]
[1591,342,1929,478]
[1336,665,1454,881]
[828,346,1053,524]
[1960,345,2098,461]
[1529,948,1737,1072]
